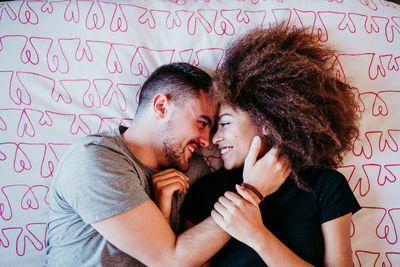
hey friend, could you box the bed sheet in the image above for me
[0,0,399,266]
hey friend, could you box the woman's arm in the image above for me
[321,213,353,267]
[212,187,355,266]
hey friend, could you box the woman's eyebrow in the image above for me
[219,113,231,119]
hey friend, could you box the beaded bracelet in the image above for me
[240,183,264,202]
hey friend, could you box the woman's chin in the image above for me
[223,160,241,170]
[223,161,233,170]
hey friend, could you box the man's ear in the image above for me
[152,94,170,118]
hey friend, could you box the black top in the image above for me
[181,167,361,267]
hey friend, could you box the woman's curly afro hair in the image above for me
[212,23,360,189]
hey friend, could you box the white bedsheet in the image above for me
[0,0,399,266]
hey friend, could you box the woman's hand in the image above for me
[243,136,291,197]
[211,186,264,247]
[152,168,189,222]
[212,186,315,267]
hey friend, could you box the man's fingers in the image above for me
[152,168,177,177]
[161,182,186,195]
[244,136,261,168]
[154,175,188,185]
[152,169,189,181]
[153,176,189,192]
[152,171,189,184]
[153,169,188,181]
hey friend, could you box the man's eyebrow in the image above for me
[200,115,213,126]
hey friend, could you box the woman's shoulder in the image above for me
[304,168,358,204]
[303,168,348,190]
[304,169,360,222]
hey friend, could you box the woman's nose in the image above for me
[212,130,223,145]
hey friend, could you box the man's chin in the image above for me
[174,159,189,172]
[179,162,189,172]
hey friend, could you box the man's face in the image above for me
[159,90,216,171]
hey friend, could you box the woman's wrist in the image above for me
[236,184,263,205]
[241,183,264,203]
[246,223,271,251]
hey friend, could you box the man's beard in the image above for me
[160,120,188,171]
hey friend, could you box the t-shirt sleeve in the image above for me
[315,170,361,224]
[55,142,149,224]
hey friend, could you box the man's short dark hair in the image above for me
[135,62,212,116]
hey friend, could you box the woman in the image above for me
[181,24,361,266]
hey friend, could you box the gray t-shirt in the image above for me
[45,126,210,266]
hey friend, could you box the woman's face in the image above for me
[212,104,262,170]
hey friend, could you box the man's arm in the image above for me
[92,198,230,266]
[92,136,289,266]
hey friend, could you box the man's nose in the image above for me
[198,131,210,148]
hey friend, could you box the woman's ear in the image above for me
[152,94,170,119]
[261,126,268,136]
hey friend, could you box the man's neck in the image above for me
[122,123,160,170]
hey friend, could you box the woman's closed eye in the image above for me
[219,122,230,128]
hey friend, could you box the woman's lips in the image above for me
[220,146,233,159]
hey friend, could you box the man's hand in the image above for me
[152,169,189,221]
[243,136,291,197]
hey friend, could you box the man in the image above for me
[46,62,287,266]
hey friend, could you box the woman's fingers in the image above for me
[223,191,246,205]
[213,198,228,217]
[211,209,224,227]
[244,136,261,169]
[214,192,252,216]
[257,147,279,165]
[243,145,291,197]
[235,185,259,206]
[211,190,263,242]
[258,148,291,177]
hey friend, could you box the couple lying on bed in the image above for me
[46,23,360,267]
